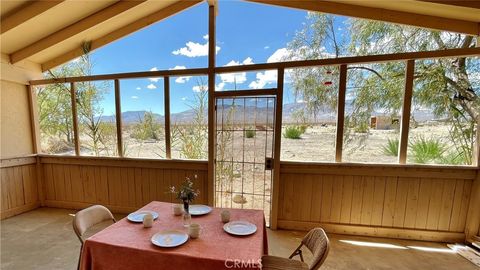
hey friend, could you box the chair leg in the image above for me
[77,244,83,270]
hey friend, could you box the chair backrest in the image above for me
[73,205,115,243]
[302,228,330,270]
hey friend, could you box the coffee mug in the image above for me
[189,223,201,239]
[220,210,230,223]
[143,213,153,228]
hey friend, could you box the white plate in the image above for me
[151,230,189,248]
[189,205,212,216]
[127,210,159,223]
[223,221,257,236]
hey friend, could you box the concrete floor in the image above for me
[0,207,477,270]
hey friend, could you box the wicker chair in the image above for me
[73,205,116,270]
[262,228,330,270]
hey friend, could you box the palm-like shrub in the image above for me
[408,136,446,164]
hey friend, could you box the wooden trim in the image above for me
[214,89,276,98]
[0,156,36,168]
[0,202,41,220]
[39,155,208,170]
[335,65,347,162]
[30,68,209,85]
[474,120,480,167]
[40,0,203,71]
[465,172,480,241]
[0,1,64,34]
[114,79,123,157]
[277,220,466,243]
[207,4,216,207]
[31,47,479,86]
[246,0,479,35]
[164,76,171,159]
[26,85,41,154]
[35,155,45,207]
[271,68,285,229]
[9,1,146,64]
[279,161,477,179]
[70,82,80,156]
[43,200,137,215]
[214,47,480,73]
[399,60,415,164]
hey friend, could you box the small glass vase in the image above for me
[183,201,191,227]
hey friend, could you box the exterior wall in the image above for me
[39,156,209,213]
[0,53,42,158]
[0,80,34,158]
[277,162,477,242]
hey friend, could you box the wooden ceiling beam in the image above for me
[10,0,146,64]
[417,0,480,9]
[1,1,65,34]
[41,0,202,71]
[246,0,480,35]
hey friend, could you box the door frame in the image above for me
[209,67,284,229]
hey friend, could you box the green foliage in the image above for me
[131,111,162,141]
[287,13,478,161]
[382,138,399,157]
[283,126,303,139]
[353,122,369,133]
[245,129,256,138]
[408,136,446,164]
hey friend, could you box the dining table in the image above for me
[79,201,268,270]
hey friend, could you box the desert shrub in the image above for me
[283,126,303,139]
[408,136,446,164]
[131,111,162,141]
[382,138,399,156]
[245,129,256,138]
[354,122,369,133]
[298,124,308,134]
[437,151,469,165]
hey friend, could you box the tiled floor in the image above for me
[1,207,476,269]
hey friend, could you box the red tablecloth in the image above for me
[80,201,268,270]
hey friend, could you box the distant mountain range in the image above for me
[98,103,436,124]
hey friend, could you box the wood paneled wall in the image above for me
[0,156,40,219]
[277,162,478,242]
[39,156,208,213]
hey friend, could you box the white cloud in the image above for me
[169,65,191,83]
[181,97,188,101]
[147,84,157,90]
[131,96,139,99]
[216,82,225,91]
[136,87,141,90]
[249,48,292,89]
[149,67,160,82]
[203,34,209,40]
[218,57,255,86]
[192,85,208,92]
[172,37,220,57]
[264,46,270,49]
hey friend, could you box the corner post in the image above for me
[399,60,415,164]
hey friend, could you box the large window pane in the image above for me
[76,81,118,157]
[171,76,208,160]
[120,78,166,159]
[281,66,338,162]
[407,57,478,165]
[36,83,75,155]
[342,62,405,163]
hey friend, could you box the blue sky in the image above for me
[88,1,310,116]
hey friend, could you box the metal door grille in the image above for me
[214,96,275,225]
